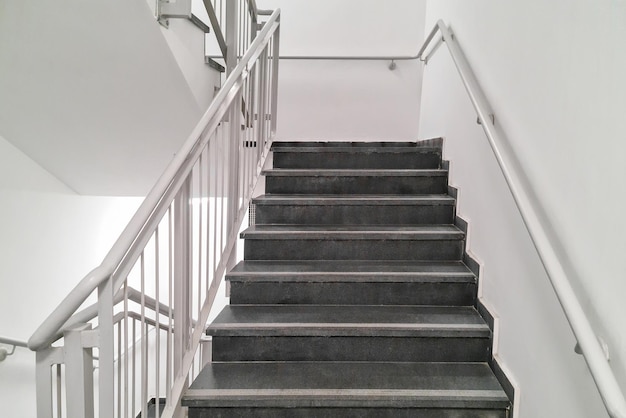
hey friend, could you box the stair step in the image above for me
[183,362,509,417]
[227,261,476,305]
[208,305,490,362]
[242,225,465,261]
[263,169,448,195]
[253,194,455,225]
[271,141,442,169]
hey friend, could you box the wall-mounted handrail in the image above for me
[0,335,28,348]
[418,19,626,418]
[0,336,28,361]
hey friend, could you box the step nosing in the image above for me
[263,169,447,176]
[209,323,489,330]
[253,196,455,205]
[184,388,507,399]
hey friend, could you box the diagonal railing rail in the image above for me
[418,19,626,418]
[29,6,280,418]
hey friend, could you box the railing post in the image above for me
[36,347,64,418]
[270,20,280,137]
[225,0,239,75]
[173,176,192,415]
[64,324,95,418]
[98,278,115,418]
[257,48,268,149]
[227,91,242,268]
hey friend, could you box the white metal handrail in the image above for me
[30,7,280,418]
[0,336,28,362]
[418,20,626,418]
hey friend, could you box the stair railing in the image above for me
[28,7,280,418]
[417,20,626,418]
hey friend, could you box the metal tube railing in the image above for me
[0,336,28,362]
[418,19,626,418]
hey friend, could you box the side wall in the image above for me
[419,1,626,416]
[257,0,427,141]
[0,0,203,196]
[0,134,142,417]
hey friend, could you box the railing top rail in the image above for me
[418,19,626,418]
[28,8,282,353]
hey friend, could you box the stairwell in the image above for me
[181,140,512,417]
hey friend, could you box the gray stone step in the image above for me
[263,169,448,195]
[241,225,465,261]
[183,362,509,417]
[253,194,455,225]
[227,260,476,305]
[271,142,442,169]
[208,305,491,362]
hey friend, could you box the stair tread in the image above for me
[241,224,464,240]
[227,260,475,283]
[207,305,489,337]
[182,362,509,408]
[253,194,455,205]
[263,169,447,176]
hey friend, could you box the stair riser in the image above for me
[273,151,441,170]
[265,176,448,195]
[189,407,508,418]
[229,282,476,306]
[212,336,490,362]
[244,239,464,261]
[255,204,454,225]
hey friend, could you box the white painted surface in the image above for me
[256,0,427,141]
[0,135,142,417]
[419,1,626,416]
[157,10,223,111]
[0,0,202,196]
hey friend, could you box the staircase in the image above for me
[182,140,512,417]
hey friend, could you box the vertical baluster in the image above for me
[213,131,219,289]
[154,228,160,416]
[98,277,115,418]
[225,0,238,75]
[241,74,248,200]
[266,41,273,144]
[271,23,280,137]
[197,156,203,369]
[257,47,267,158]
[220,125,226,258]
[131,319,136,417]
[238,0,243,60]
[244,0,248,52]
[140,252,147,418]
[166,209,173,400]
[117,319,122,418]
[173,176,192,418]
[124,282,129,418]
[56,364,62,418]
[205,145,213,296]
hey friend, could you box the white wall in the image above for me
[0,134,142,417]
[150,0,224,112]
[419,1,626,416]
[0,0,203,196]
[256,0,427,141]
